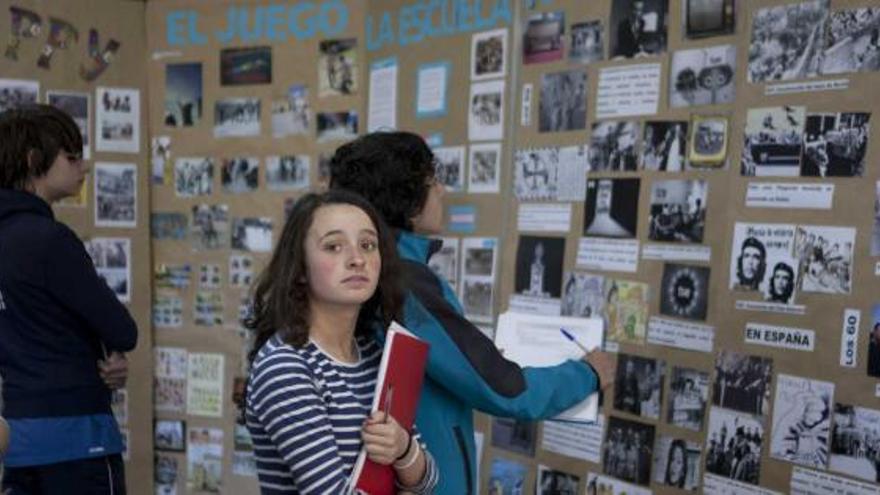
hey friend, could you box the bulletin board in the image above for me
[0,0,153,492]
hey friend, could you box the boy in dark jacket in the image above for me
[0,104,137,494]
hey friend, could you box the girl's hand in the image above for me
[361,411,409,465]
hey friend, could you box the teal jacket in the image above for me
[391,231,599,494]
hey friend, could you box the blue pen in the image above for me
[560,327,590,353]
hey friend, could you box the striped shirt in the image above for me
[246,333,437,494]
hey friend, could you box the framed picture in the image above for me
[154,419,186,452]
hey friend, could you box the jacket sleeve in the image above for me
[44,227,138,352]
[403,262,598,420]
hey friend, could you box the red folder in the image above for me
[350,322,430,495]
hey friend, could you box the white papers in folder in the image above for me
[494,312,604,423]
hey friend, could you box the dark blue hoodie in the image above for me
[0,189,137,467]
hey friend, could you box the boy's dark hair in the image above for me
[246,190,402,364]
[0,104,83,190]
[329,131,435,231]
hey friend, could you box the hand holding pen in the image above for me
[560,328,616,391]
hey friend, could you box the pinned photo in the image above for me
[229,255,254,289]
[705,407,764,485]
[583,178,640,238]
[214,98,260,138]
[770,374,834,469]
[47,91,90,160]
[231,217,273,253]
[684,0,736,39]
[461,237,497,323]
[741,106,806,177]
[174,157,213,197]
[660,263,710,321]
[648,180,707,243]
[713,350,773,416]
[487,457,527,494]
[316,111,358,142]
[427,237,459,292]
[221,157,259,194]
[96,87,140,153]
[433,146,465,192]
[468,80,504,141]
[0,78,38,113]
[155,263,192,289]
[604,279,649,345]
[84,237,131,303]
[729,223,797,300]
[641,121,688,172]
[830,403,880,482]
[266,155,309,191]
[199,264,222,290]
[194,291,224,327]
[468,143,501,193]
[801,112,870,177]
[220,46,271,86]
[869,306,880,378]
[747,0,829,83]
[539,70,587,132]
[151,136,171,185]
[153,296,183,329]
[471,28,507,80]
[155,454,178,495]
[191,204,229,251]
[95,162,137,228]
[603,416,656,486]
[151,212,188,240]
[514,236,564,299]
[271,84,310,138]
[667,367,709,432]
[614,353,666,420]
[491,418,537,457]
[164,62,202,127]
[653,436,701,490]
[319,39,357,96]
[822,8,880,74]
[561,272,605,318]
[589,121,639,171]
[536,465,579,495]
[610,0,669,59]
[669,45,736,108]
[523,12,565,64]
[514,147,559,201]
[794,225,854,295]
[570,20,604,64]
[155,419,186,452]
[187,427,223,493]
[688,114,728,167]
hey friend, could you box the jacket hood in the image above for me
[0,189,53,223]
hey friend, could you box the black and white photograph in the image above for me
[583,178,640,238]
[822,8,880,74]
[770,374,834,469]
[667,367,710,432]
[231,217,273,253]
[0,78,38,113]
[468,80,505,141]
[729,223,798,302]
[712,350,773,416]
[491,417,537,457]
[872,183,880,257]
[766,259,799,305]
[468,143,501,193]
[464,240,496,277]
[220,46,272,86]
[539,70,587,132]
[741,106,806,177]
[589,120,639,171]
[514,147,559,201]
[869,305,880,378]
[660,263,710,320]
[684,0,736,39]
[95,162,137,228]
[801,112,870,177]
[199,263,221,290]
[194,291,224,327]
[191,204,229,251]
[514,236,564,299]
[174,157,214,197]
[316,111,358,142]
[229,255,254,289]
[747,0,829,83]
[427,237,458,291]
[96,87,140,153]
[151,135,171,185]
[271,84,310,138]
[669,44,736,108]
[471,28,507,80]
[653,436,701,490]
[614,353,666,420]
[704,407,764,485]
[433,146,465,192]
[462,279,493,320]
[265,155,309,191]
[688,114,728,167]
[610,0,669,59]
[164,62,202,127]
[523,11,565,65]
[461,237,497,323]
[641,121,688,171]
[318,38,357,96]
[536,465,579,495]
[603,416,656,486]
[561,272,605,318]
[794,225,855,295]
[221,157,259,194]
[84,237,131,303]
[648,179,707,243]
[569,20,604,64]
[155,419,186,452]
[214,98,260,138]
[151,212,188,240]
[47,91,91,160]
[830,403,880,482]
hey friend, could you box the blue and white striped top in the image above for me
[246,333,437,494]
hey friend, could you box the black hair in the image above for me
[328,131,436,231]
[0,104,82,190]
